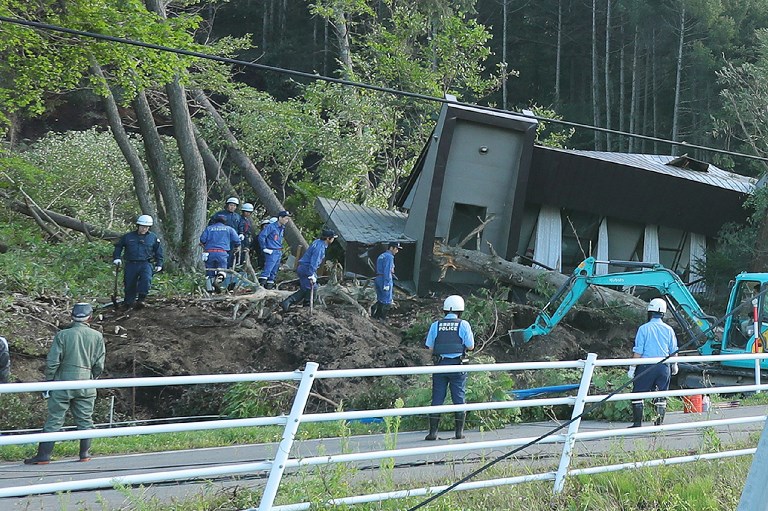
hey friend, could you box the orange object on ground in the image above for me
[682,394,703,413]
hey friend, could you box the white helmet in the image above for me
[648,298,667,314]
[241,203,254,212]
[226,197,240,205]
[443,295,465,312]
[136,215,154,226]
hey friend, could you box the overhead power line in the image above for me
[1,15,768,166]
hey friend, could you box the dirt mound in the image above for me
[4,294,638,418]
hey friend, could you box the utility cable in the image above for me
[1,15,768,166]
[406,290,767,510]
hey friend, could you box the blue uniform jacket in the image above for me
[208,210,244,235]
[298,239,327,275]
[632,317,678,358]
[376,251,395,285]
[258,222,285,251]
[113,231,163,265]
[200,224,241,252]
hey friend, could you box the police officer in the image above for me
[424,295,475,441]
[200,214,241,293]
[372,242,401,321]
[24,303,105,464]
[112,215,163,309]
[627,298,679,427]
[209,197,245,269]
[280,229,338,312]
[0,335,10,383]
[257,211,291,289]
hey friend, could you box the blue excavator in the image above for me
[514,257,768,387]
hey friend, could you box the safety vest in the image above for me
[433,319,465,355]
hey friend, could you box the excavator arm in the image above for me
[517,257,718,347]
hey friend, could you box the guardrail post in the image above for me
[553,352,598,493]
[255,362,319,511]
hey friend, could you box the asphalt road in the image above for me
[3,404,767,511]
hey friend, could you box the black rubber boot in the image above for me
[280,290,303,313]
[653,399,667,426]
[24,442,55,465]
[370,303,381,319]
[265,281,275,290]
[378,304,391,322]
[454,412,466,439]
[629,402,644,428]
[258,277,268,289]
[425,415,440,441]
[135,294,146,309]
[78,439,92,462]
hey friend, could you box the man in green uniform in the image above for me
[24,303,106,464]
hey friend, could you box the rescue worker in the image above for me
[112,215,163,309]
[200,214,241,293]
[627,298,679,427]
[208,197,245,269]
[372,242,401,321]
[280,228,338,312]
[258,211,291,289]
[239,203,255,267]
[424,295,475,441]
[252,218,272,270]
[24,303,105,464]
[0,335,10,383]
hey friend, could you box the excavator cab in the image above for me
[719,275,768,368]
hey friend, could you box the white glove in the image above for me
[201,252,209,262]
[41,391,50,399]
[671,363,679,375]
[383,285,390,291]
[263,248,273,255]
[239,234,245,241]
[309,274,317,284]
[154,266,162,273]
[627,366,636,378]
[113,259,122,266]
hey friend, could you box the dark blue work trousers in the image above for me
[633,363,671,394]
[430,357,467,406]
[124,261,153,305]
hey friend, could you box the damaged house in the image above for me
[317,101,756,295]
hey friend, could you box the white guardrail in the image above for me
[2,353,768,510]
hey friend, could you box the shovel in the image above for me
[111,264,121,307]
[309,281,314,315]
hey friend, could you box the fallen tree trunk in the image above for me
[5,193,122,241]
[432,241,647,310]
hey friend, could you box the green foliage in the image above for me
[221,381,294,418]
[4,128,138,228]
[463,287,514,343]
[0,392,47,430]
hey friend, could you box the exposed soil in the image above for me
[4,292,637,419]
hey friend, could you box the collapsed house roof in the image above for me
[315,197,413,247]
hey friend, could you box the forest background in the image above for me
[3,0,768,278]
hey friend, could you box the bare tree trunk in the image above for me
[193,125,238,199]
[502,0,509,109]
[165,78,207,268]
[331,6,353,77]
[618,19,625,151]
[671,5,686,156]
[192,90,308,252]
[652,27,659,153]
[591,0,602,150]
[641,48,650,152]
[629,26,638,152]
[554,0,562,106]
[432,242,647,310]
[133,90,183,247]
[604,0,612,150]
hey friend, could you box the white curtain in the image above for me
[689,232,707,291]
[594,218,609,275]
[643,224,659,264]
[534,205,562,271]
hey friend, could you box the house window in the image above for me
[448,203,487,249]
[561,209,601,273]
